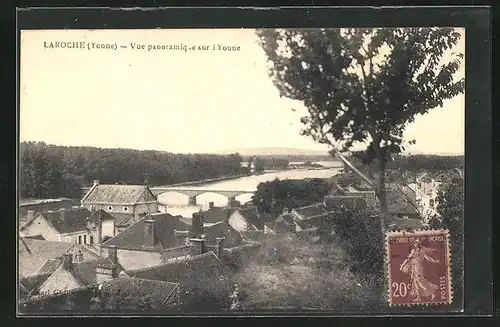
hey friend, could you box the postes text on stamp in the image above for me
[386,229,452,307]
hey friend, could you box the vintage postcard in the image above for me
[18,25,465,315]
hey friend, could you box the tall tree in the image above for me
[257,28,465,229]
[429,177,464,302]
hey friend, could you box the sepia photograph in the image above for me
[18,25,466,314]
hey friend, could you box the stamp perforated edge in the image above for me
[385,228,453,307]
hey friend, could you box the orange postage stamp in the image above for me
[385,229,452,307]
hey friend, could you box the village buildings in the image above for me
[81,180,159,233]
[19,207,116,245]
[99,210,243,271]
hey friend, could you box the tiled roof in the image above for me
[323,195,367,211]
[295,213,330,230]
[127,252,232,299]
[111,213,138,227]
[24,235,46,240]
[37,258,63,275]
[19,239,75,277]
[387,189,420,215]
[292,203,328,220]
[203,221,243,249]
[26,208,114,235]
[19,199,82,222]
[99,277,179,310]
[239,230,264,242]
[20,273,52,295]
[203,207,230,224]
[71,258,125,286]
[267,215,295,233]
[177,217,243,249]
[102,213,192,251]
[234,207,263,230]
[82,184,157,204]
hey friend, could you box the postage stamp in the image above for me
[386,229,452,307]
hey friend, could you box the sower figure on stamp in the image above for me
[400,238,440,302]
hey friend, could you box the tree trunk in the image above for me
[375,156,389,234]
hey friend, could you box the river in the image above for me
[157,162,343,218]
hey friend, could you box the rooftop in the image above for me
[233,207,264,230]
[126,251,232,298]
[386,189,420,215]
[102,213,191,251]
[21,208,114,235]
[19,238,75,277]
[292,203,328,220]
[82,184,157,204]
[99,277,179,310]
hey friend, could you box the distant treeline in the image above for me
[347,152,464,173]
[241,155,333,163]
[19,142,242,199]
[388,154,464,172]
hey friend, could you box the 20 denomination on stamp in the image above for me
[386,229,452,306]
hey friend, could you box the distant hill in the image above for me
[214,147,331,157]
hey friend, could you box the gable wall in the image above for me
[20,216,61,242]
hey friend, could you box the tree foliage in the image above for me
[19,141,243,199]
[428,177,464,304]
[251,178,331,217]
[257,27,465,225]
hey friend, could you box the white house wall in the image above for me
[38,265,81,295]
[20,216,61,242]
[228,212,248,232]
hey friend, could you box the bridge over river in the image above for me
[149,187,255,205]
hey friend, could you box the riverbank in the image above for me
[163,174,247,187]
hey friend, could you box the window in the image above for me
[83,235,87,244]
[78,235,82,244]
[107,206,113,211]
[123,206,129,212]
[90,235,94,244]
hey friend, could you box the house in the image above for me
[386,188,421,220]
[19,238,101,277]
[100,211,242,271]
[323,195,368,212]
[81,180,159,232]
[19,198,82,225]
[19,207,115,245]
[126,251,233,311]
[34,247,126,296]
[100,213,193,271]
[20,277,181,313]
[228,206,264,232]
[97,277,181,311]
[264,213,296,234]
[202,202,233,223]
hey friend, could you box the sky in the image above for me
[20,28,465,155]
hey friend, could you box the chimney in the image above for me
[27,210,35,220]
[97,218,103,245]
[75,250,84,262]
[191,212,204,238]
[209,202,214,209]
[93,179,100,187]
[62,253,73,271]
[216,237,225,257]
[189,235,207,256]
[144,219,156,247]
[96,262,118,283]
[107,245,118,265]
